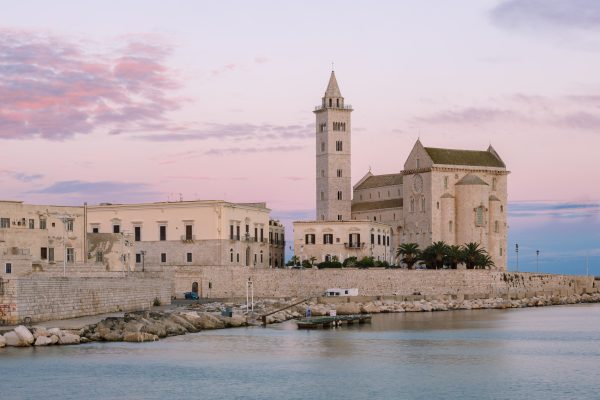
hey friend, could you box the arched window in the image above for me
[410,198,415,212]
[236,253,240,263]
[421,197,426,211]
[494,220,499,233]
[260,250,263,263]
[230,249,233,262]
[336,98,339,107]
[329,98,332,107]
[337,191,343,200]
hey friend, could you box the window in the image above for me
[336,141,343,151]
[387,236,390,246]
[160,253,167,263]
[134,226,141,241]
[66,248,75,263]
[187,252,193,263]
[437,202,440,210]
[500,247,503,256]
[476,206,485,226]
[494,220,499,233]
[230,225,234,240]
[92,227,99,233]
[321,214,325,221]
[348,233,361,248]
[29,219,34,229]
[337,169,342,177]
[321,170,325,177]
[245,224,249,234]
[449,221,453,232]
[421,197,426,211]
[230,249,234,262]
[336,98,339,107]
[320,123,326,132]
[320,191,325,201]
[269,231,273,243]
[254,227,258,242]
[371,234,375,244]
[260,251,263,263]
[5,263,11,274]
[329,98,332,107]
[39,218,46,230]
[378,235,381,245]
[136,253,142,263]
[337,191,343,200]
[96,252,103,263]
[321,142,325,152]
[500,205,504,213]
[337,214,342,221]
[63,219,73,231]
[305,234,316,244]
[410,198,415,212]
[48,248,54,262]
[236,253,240,263]
[159,225,167,241]
[323,234,333,244]
[185,225,193,240]
[492,177,497,191]
[444,176,448,190]
[113,224,120,234]
[260,228,264,242]
[41,247,48,260]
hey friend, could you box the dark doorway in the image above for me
[192,282,198,294]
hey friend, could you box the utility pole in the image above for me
[515,243,519,272]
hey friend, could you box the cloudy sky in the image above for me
[1,0,600,273]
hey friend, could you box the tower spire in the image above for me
[324,70,342,98]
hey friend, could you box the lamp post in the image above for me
[536,250,539,273]
[515,243,519,272]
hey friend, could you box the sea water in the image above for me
[1,304,600,400]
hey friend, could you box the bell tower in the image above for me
[314,71,353,221]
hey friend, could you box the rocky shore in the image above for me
[2,292,600,348]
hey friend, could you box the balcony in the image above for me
[344,242,365,249]
[314,104,353,112]
[181,235,196,242]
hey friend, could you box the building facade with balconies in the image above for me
[87,200,276,269]
[268,219,285,268]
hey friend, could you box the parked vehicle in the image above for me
[184,291,199,300]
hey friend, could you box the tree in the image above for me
[287,255,300,267]
[462,242,486,269]
[343,256,358,267]
[445,245,463,269]
[396,243,421,269]
[357,256,374,269]
[309,256,317,267]
[475,253,495,269]
[421,241,449,269]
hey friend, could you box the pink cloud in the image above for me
[0,29,181,140]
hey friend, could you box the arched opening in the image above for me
[192,282,198,294]
[325,254,331,262]
[245,246,250,266]
[329,98,332,107]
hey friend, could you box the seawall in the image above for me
[173,267,598,300]
[0,272,172,325]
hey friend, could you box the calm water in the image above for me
[2,304,600,400]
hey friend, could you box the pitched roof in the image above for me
[354,173,403,190]
[424,147,505,168]
[351,198,403,212]
[456,174,489,186]
[324,71,342,98]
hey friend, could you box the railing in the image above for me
[314,104,353,111]
[181,234,196,242]
[344,242,365,249]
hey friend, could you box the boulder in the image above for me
[335,303,361,315]
[168,314,198,332]
[102,331,123,342]
[32,326,49,339]
[142,321,167,338]
[14,326,35,345]
[4,331,28,347]
[360,303,381,314]
[34,336,53,346]
[123,332,158,343]
[49,335,59,345]
[196,313,225,330]
[0,335,5,348]
[58,333,80,345]
[47,328,62,336]
[123,322,144,333]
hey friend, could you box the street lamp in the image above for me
[536,250,539,273]
[515,243,519,272]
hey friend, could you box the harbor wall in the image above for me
[173,266,598,300]
[0,272,172,325]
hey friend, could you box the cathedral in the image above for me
[293,72,509,269]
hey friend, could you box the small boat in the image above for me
[296,314,372,329]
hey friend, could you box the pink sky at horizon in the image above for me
[2,0,600,219]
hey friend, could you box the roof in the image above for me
[354,173,403,190]
[351,198,403,212]
[324,71,342,98]
[424,147,505,168]
[489,194,501,201]
[440,193,455,199]
[456,174,489,186]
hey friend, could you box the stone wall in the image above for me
[0,272,172,325]
[173,266,597,300]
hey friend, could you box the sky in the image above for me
[1,0,600,274]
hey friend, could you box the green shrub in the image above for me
[357,256,375,269]
[153,297,161,307]
[343,256,357,267]
[301,260,312,268]
[317,261,343,269]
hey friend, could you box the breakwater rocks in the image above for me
[0,310,248,348]
[260,292,600,324]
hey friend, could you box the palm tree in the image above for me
[396,243,421,270]
[462,242,486,269]
[445,245,463,269]
[309,256,317,268]
[475,253,495,269]
[421,241,449,269]
[289,255,300,267]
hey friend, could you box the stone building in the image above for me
[294,71,509,269]
[0,201,86,273]
[268,219,285,268]
[86,200,281,269]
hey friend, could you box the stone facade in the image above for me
[87,200,280,270]
[293,220,393,264]
[315,71,353,221]
[0,272,171,325]
[268,219,285,268]
[172,266,597,300]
